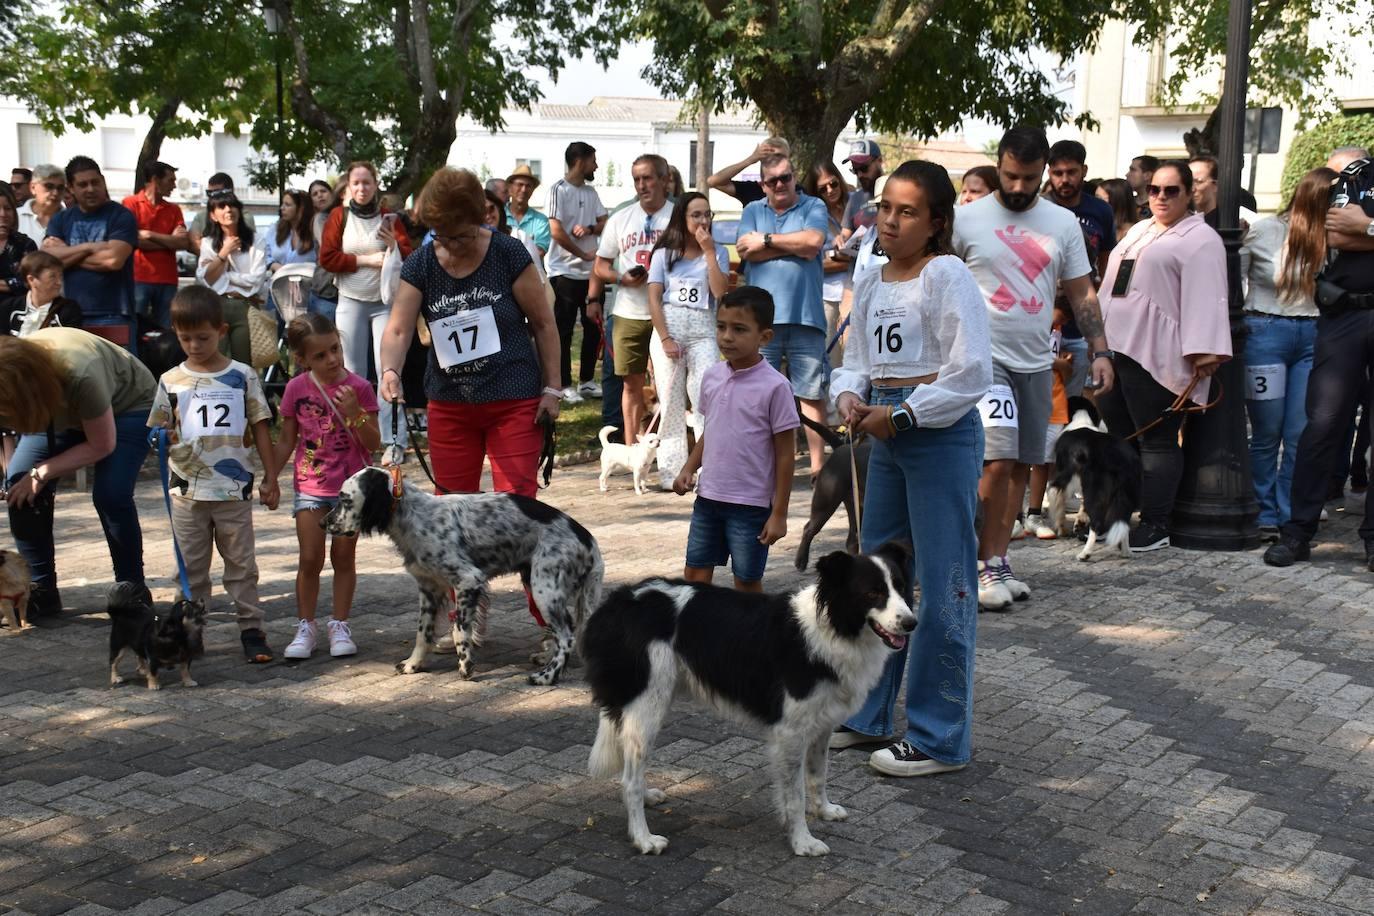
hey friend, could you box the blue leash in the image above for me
[827,314,850,355]
[152,429,193,600]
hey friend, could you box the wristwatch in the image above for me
[1091,350,1115,361]
[890,405,916,432]
[1365,218,1374,237]
[29,466,44,485]
[764,233,774,249]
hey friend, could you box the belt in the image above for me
[1243,310,1317,320]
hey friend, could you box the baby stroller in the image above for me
[263,263,316,404]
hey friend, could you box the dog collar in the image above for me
[0,591,25,604]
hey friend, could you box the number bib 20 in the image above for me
[1245,364,1285,401]
[977,384,1018,429]
[867,300,919,365]
[670,276,707,309]
[182,388,247,441]
[431,306,501,369]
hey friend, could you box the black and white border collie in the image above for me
[323,467,604,685]
[1045,397,1141,561]
[580,542,915,857]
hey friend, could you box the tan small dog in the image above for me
[0,549,33,631]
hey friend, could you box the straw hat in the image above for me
[506,164,540,188]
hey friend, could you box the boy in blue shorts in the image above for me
[672,286,798,591]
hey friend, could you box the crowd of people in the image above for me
[1,126,1372,782]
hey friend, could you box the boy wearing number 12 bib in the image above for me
[146,286,281,664]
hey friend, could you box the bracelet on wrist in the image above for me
[542,386,564,399]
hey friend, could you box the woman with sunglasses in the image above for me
[806,162,854,367]
[196,191,269,365]
[1097,160,1231,552]
[0,183,37,294]
[645,191,730,485]
[319,161,414,464]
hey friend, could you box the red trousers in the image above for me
[426,396,547,625]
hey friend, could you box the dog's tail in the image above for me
[588,710,624,778]
[106,581,150,618]
[797,407,843,449]
[597,425,618,450]
[575,546,605,636]
[1104,520,1130,553]
[1044,484,1067,534]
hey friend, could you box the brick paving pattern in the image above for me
[2,460,1373,915]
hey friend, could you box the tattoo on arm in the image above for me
[1070,286,1106,345]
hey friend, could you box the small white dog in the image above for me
[598,425,661,495]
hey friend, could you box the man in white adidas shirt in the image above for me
[953,127,1115,611]
[595,155,674,446]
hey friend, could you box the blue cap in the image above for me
[843,139,882,165]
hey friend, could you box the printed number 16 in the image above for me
[873,323,903,354]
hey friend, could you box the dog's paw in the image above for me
[1076,550,1091,562]
[110,676,125,687]
[633,833,669,855]
[527,666,561,687]
[791,834,830,856]
[644,788,667,806]
[813,802,848,822]
[146,681,161,691]
[395,659,424,675]
[182,678,199,688]
[457,661,474,680]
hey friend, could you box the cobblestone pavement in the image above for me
[3,458,1373,916]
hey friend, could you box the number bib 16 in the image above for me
[670,276,707,309]
[977,384,1018,429]
[1245,364,1285,401]
[182,388,247,441]
[867,300,919,365]
[431,306,501,369]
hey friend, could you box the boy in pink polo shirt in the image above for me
[672,286,799,591]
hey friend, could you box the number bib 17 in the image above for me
[431,306,501,369]
[977,384,1018,429]
[1245,364,1285,401]
[670,276,707,309]
[182,388,247,441]
[867,300,919,365]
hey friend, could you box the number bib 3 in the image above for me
[977,384,1018,429]
[1245,364,1285,401]
[432,306,501,369]
[182,388,247,441]
[867,298,920,366]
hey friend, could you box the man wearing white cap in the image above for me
[841,139,885,237]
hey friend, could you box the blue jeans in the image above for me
[134,283,178,329]
[309,292,337,323]
[5,411,152,589]
[1244,314,1317,527]
[844,393,983,765]
[761,324,826,400]
[684,496,773,583]
[601,312,625,431]
[1061,336,1090,397]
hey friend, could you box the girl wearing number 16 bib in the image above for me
[829,161,993,778]
[647,192,731,485]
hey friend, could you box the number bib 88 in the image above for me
[669,276,707,309]
[431,306,501,369]
[181,388,247,440]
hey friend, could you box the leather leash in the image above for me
[847,425,862,547]
[1124,372,1224,442]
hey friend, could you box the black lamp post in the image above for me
[1168,0,1260,550]
[263,4,285,202]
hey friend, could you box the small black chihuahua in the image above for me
[107,581,206,690]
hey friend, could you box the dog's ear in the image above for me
[357,468,394,535]
[815,549,855,580]
[873,540,914,596]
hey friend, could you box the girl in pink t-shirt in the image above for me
[273,313,380,660]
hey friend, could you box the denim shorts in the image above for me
[292,492,339,518]
[685,495,772,583]
[761,323,827,400]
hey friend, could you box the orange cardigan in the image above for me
[317,206,414,274]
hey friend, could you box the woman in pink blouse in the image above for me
[1098,160,1232,552]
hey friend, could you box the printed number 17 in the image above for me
[448,325,479,353]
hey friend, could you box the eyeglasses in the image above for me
[762,173,794,188]
[686,210,714,221]
[1147,185,1183,199]
[817,180,841,192]
[850,160,875,174]
[40,182,64,192]
[433,230,479,246]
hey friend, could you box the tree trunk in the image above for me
[135,95,182,185]
[274,0,350,167]
[391,98,458,201]
[695,106,710,191]
[1183,106,1224,159]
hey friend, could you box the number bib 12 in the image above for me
[182,387,247,441]
[1245,363,1285,401]
[977,384,1018,429]
[867,299,919,365]
[431,306,501,369]
[670,276,708,309]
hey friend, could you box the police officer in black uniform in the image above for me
[1266,148,1374,570]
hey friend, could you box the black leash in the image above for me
[538,413,556,489]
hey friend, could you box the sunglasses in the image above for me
[40,182,64,192]
[207,188,235,199]
[817,180,841,192]
[762,173,794,188]
[1147,185,1183,199]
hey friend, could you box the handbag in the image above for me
[244,302,280,370]
[380,244,403,307]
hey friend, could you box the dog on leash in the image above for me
[0,549,32,631]
[598,425,661,495]
[323,467,603,685]
[107,581,206,689]
[581,541,916,857]
[794,415,870,570]
[1044,397,1141,561]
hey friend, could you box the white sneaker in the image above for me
[994,555,1030,601]
[1010,519,1026,540]
[284,619,317,659]
[1320,508,1329,522]
[1026,512,1057,540]
[327,618,357,657]
[578,380,603,399]
[561,386,584,404]
[977,561,1013,611]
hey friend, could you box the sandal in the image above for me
[241,628,274,664]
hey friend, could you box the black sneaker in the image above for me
[241,628,274,664]
[1263,535,1310,567]
[1364,540,1374,573]
[26,583,62,620]
[1129,522,1170,552]
[868,740,966,777]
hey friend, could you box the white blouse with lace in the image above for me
[830,254,992,429]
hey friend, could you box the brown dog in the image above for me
[0,549,32,631]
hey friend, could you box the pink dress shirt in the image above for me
[1100,213,1232,404]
